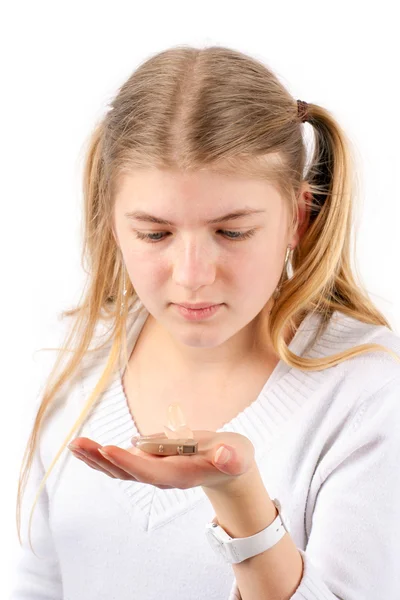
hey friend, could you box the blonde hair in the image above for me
[16,44,400,557]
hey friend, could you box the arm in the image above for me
[8,325,75,599]
[204,466,304,600]
[9,446,63,599]
[204,373,400,600]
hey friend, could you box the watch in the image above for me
[205,498,289,564]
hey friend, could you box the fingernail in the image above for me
[69,447,89,458]
[98,449,111,459]
[68,443,81,452]
[131,436,140,446]
[214,446,231,465]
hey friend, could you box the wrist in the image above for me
[202,464,278,539]
[203,461,261,497]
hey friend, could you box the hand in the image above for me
[67,429,256,492]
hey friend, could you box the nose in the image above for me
[171,236,217,290]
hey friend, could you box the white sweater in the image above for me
[10,300,400,599]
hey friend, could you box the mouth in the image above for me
[174,302,221,310]
[173,303,223,321]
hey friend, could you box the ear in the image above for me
[290,182,311,249]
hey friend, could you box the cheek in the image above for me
[125,255,165,289]
[239,251,280,292]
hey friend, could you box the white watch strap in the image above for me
[205,498,289,564]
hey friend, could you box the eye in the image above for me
[133,229,257,243]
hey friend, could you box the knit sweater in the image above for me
[10,299,400,599]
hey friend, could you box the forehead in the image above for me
[115,168,282,208]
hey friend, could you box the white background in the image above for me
[2,0,399,594]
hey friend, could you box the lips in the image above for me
[175,302,220,310]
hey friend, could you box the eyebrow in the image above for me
[124,208,265,226]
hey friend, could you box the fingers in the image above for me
[70,448,136,481]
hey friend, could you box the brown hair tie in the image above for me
[297,99,309,123]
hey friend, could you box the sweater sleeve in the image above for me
[228,372,400,600]
[8,318,77,599]
[9,444,63,599]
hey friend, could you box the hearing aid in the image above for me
[132,403,198,456]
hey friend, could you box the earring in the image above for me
[120,262,127,316]
[284,244,292,271]
[272,245,292,301]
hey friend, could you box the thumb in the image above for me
[212,444,249,477]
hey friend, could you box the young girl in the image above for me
[11,45,400,600]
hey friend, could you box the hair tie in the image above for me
[297,99,309,123]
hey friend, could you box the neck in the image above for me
[140,306,296,381]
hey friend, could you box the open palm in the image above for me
[68,429,257,491]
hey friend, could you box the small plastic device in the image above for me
[132,404,198,456]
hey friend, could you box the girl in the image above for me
[11,45,400,599]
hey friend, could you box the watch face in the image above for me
[205,524,236,563]
[205,526,224,554]
[273,498,290,533]
[207,530,221,553]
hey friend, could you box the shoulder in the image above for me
[317,310,400,392]
[306,313,400,487]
